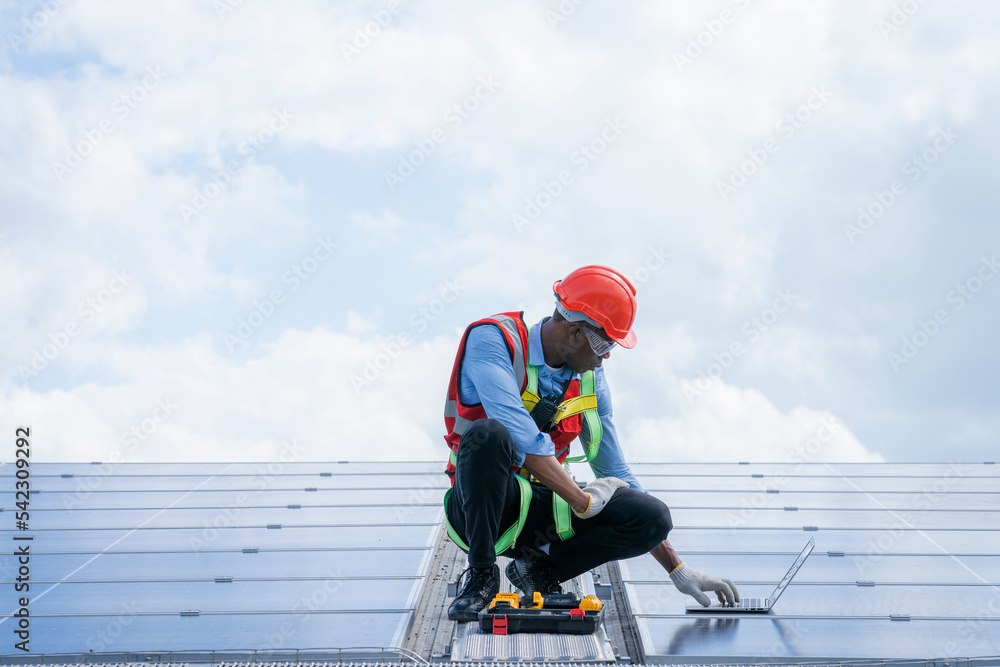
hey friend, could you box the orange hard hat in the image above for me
[553,265,637,349]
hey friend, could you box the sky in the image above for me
[1,0,998,467]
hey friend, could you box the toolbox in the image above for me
[477,591,604,635]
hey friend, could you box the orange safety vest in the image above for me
[443,311,602,485]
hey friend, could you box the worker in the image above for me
[442,265,740,621]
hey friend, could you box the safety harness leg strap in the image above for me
[444,473,533,555]
[552,493,576,540]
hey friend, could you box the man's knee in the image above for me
[460,418,513,457]
[465,418,510,439]
[647,497,673,542]
[623,492,672,548]
[455,419,517,474]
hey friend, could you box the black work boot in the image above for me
[447,564,500,622]
[506,553,563,596]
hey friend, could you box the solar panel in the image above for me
[1,548,431,580]
[12,488,444,510]
[624,552,1000,583]
[5,460,998,663]
[0,462,444,657]
[23,461,445,476]
[620,462,1000,662]
[22,505,442,529]
[30,472,449,492]
[647,489,1000,510]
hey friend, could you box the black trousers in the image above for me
[445,418,673,582]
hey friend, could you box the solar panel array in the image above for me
[619,462,1000,663]
[0,462,448,659]
[3,460,999,664]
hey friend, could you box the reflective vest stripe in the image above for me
[444,474,533,554]
[493,314,528,392]
[445,313,526,440]
[444,400,476,436]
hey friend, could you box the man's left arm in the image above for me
[652,542,739,607]
[587,368,740,607]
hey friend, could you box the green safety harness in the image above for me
[443,343,603,554]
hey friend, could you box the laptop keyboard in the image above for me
[736,597,766,609]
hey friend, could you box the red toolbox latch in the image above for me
[492,615,508,635]
[569,608,585,621]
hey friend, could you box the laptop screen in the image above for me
[768,537,815,604]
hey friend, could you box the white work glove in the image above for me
[572,477,629,519]
[669,563,740,607]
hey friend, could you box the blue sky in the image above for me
[1,0,997,466]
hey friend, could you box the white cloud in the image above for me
[1,0,997,464]
[7,324,882,469]
[9,328,457,464]
[352,210,406,246]
[345,310,378,335]
[624,380,883,464]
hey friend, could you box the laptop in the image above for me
[686,537,814,613]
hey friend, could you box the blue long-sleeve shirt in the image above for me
[458,315,644,492]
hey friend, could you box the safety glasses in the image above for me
[581,325,616,356]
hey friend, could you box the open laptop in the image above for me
[686,537,814,613]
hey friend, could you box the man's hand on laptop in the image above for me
[669,563,740,607]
